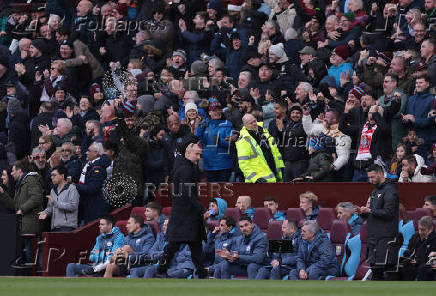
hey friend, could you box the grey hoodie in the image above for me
[44,183,80,230]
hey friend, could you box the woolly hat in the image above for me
[343,12,355,22]
[228,0,244,11]
[209,101,222,111]
[89,83,102,98]
[349,86,365,100]
[207,0,223,14]
[7,98,23,115]
[185,102,198,115]
[191,60,208,75]
[172,49,186,61]
[309,137,324,151]
[123,100,136,116]
[333,45,349,61]
[289,104,303,113]
[31,38,48,55]
[269,43,288,63]
[176,133,199,155]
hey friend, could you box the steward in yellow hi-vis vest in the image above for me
[236,114,284,183]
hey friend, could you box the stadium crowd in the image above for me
[0,0,435,280]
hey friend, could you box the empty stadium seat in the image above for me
[115,220,128,235]
[412,208,433,230]
[317,208,336,232]
[329,220,352,267]
[207,220,220,231]
[267,221,283,240]
[146,221,160,236]
[131,207,146,219]
[162,207,172,217]
[254,208,272,232]
[286,208,306,225]
[224,208,242,222]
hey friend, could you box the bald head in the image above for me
[242,114,258,131]
[100,105,115,124]
[77,0,93,17]
[167,114,181,134]
[236,196,252,213]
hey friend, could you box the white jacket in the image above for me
[398,154,436,183]
[302,115,352,171]
[266,1,297,35]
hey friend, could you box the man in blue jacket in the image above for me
[264,196,286,222]
[289,220,338,280]
[256,219,301,279]
[130,218,196,279]
[66,216,124,277]
[103,215,155,277]
[402,75,436,153]
[216,215,268,279]
[336,202,363,235]
[205,197,228,221]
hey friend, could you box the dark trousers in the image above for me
[401,263,436,281]
[52,227,75,232]
[283,160,307,182]
[160,241,205,277]
[205,169,232,182]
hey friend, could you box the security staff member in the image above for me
[236,113,284,183]
[356,164,400,280]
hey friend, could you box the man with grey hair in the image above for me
[400,216,436,281]
[294,82,312,105]
[40,118,73,147]
[289,220,338,280]
[61,142,82,183]
[76,142,108,223]
[336,202,363,235]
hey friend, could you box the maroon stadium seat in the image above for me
[267,221,283,239]
[317,208,336,233]
[224,208,242,222]
[207,220,220,231]
[131,207,146,219]
[330,220,352,266]
[115,220,128,235]
[146,221,160,236]
[406,210,415,220]
[254,208,272,232]
[412,208,433,230]
[286,208,306,225]
[162,207,172,217]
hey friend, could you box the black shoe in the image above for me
[82,268,98,276]
[155,271,168,278]
[196,268,208,279]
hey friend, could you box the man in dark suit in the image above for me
[157,136,208,278]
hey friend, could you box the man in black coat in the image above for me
[356,164,400,280]
[30,101,54,149]
[157,137,208,278]
[400,216,436,281]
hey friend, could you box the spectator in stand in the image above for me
[289,220,338,280]
[66,216,124,277]
[216,215,268,279]
[423,195,436,218]
[256,219,301,280]
[264,196,285,222]
[7,97,30,160]
[399,154,436,183]
[30,102,55,149]
[104,215,155,278]
[403,128,427,159]
[400,216,436,281]
[76,142,109,224]
[205,197,228,221]
[235,196,255,219]
[145,201,166,229]
[38,165,79,232]
[60,142,82,183]
[328,45,353,87]
[421,39,435,86]
[387,143,411,180]
[39,118,74,148]
[38,135,55,159]
[336,202,363,235]
[299,191,320,220]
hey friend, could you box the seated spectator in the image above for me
[202,216,240,277]
[216,215,268,279]
[235,196,255,219]
[336,202,363,235]
[104,215,155,278]
[205,197,228,221]
[263,196,285,222]
[145,201,166,229]
[66,216,124,277]
[256,219,300,280]
[289,220,338,280]
[38,165,79,232]
[299,191,320,220]
[130,218,196,279]
[399,154,436,183]
[400,216,436,281]
[423,195,436,218]
[293,137,334,182]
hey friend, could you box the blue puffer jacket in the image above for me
[296,230,338,274]
[244,208,256,220]
[306,206,320,221]
[270,211,286,222]
[126,226,156,264]
[89,226,125,264]
[196,118,234,171]
[405,90,436,145]
[348,214,363,236]
[208,197,228,221]
[328,63,354,87]
[230,225,268,265]
[271,230,301,267]
[205,227,241,264]
[147,233,193,270]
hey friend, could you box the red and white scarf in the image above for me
[356,122,377,161]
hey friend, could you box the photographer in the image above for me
[400,216,436,281]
